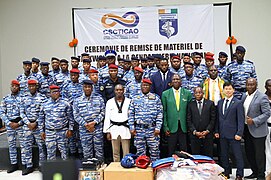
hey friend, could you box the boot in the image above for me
[7,164,18,173]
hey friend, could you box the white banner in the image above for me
[73,5,214,60]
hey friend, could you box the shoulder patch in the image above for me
[100,86,104,91]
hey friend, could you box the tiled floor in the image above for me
[0,168,253,180]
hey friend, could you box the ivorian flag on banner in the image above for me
[73,4,214,60]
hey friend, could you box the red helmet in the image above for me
[135,155,150,169]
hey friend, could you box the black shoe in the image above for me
[7,164,18,173]
[22,167,34,176]
[256,176,265,180]
[244,173,257,179]
[37,166,42,172]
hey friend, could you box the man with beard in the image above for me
[150,58,174,98]
[49,57,61,78]
[70,56,80,69]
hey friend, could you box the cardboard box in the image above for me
[104,162,153,180]
[79,164,107,180]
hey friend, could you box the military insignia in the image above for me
[137,95,140,99]
[158,8,178,39]
[100,86,104,91]
[148,94,156,100]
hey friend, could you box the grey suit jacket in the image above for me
[242,90,271,138]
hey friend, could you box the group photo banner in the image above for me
[73,4,214,60]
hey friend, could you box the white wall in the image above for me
[0,0,270,97]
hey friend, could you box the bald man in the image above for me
[242,78,271,180]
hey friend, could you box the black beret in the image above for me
[83,59,91,63]
[82,79,93,85]
[97,56,106,61]
[23,60,32,65]
[184,62,194,66]
[71,56,80,61]
[32,57,40,63]
[236,46,246,53]
[60,59,68,63]
[51,57,60,61]
[131,57,140,61]
[40,62,50,66]
[140,58,148,62]
[219,52,228,57]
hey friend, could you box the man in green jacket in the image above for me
[162,73,192,156]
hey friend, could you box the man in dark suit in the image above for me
[150,58,174,97]
[242,78,271,180]
[187,87,216,157]
[215,82,245,180]
[162,74,192,156]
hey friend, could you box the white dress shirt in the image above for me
[243,90,257,116]
[223,96,233,114]
[208,78,221,105]
[103,97,131,139]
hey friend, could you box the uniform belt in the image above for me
[135,124,155,129]
[268,123,271,127]
[10,117,22,123]
[46,125,68,131]
[110,120,129,128]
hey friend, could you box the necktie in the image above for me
[198,101,202,115]
[224,99,229,114]
[211,80,216,102]
[163,73,166,82]
[175,90,180,111]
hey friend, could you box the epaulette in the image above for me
[245,60,254,64]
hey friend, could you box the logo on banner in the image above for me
[158,9,178,39]
[101,12,140,40]
[101,12,139,28]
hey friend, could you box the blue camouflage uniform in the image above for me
[169,66,185,77]
[17,73,39,96]
[49,69,61,79]
[223,60,257,99]
[142,68,150,78]
[123,70,135,85]
[78,72,89,83]
[125,80,142,99]
[181,75,203,96]
[128,92,163,161]
[38,97,74,160]
[73,93,105,160]
[216,65,227,78]
[98,65,124,84]
[61,81,84,154]
[194,64,208,80]
[99,77,126,102]
[20,92,46,168]
[38,72,55,98]
[55,71,70,90]
[0,93,25,166]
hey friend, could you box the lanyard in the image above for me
[115,97,125,113]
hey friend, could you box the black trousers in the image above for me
[190,135,213,158]
[244,125,266,178]
[167,126,187,156]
